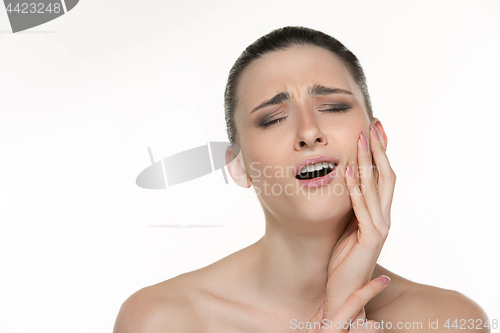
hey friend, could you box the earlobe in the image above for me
[225,145,252,188]
[372,118,388,151]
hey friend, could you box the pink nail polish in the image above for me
[377,275,391,285]
[360,132,369,151]
[346,164,354,178]
[370,124,380,140]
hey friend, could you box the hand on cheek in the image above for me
[324,124,396,320]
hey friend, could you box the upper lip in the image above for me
[295,155,339,177]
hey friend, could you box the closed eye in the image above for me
[320,104,351,112]
[260,116,288,128]
[259,104,350,128]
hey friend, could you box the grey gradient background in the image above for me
[0,1,499,332]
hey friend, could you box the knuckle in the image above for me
[380,228,388,240]
[345,292,363,308]
[390,170,397,183]
[370,181,379,193]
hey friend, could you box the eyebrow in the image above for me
[309,85,352,96]
[250,85,352,113]
[251,92,290,114]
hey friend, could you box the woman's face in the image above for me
[232,44,380,224]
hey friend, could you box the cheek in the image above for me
[329,124,367,164]
[244,147,290,183]
[242,146,272,179]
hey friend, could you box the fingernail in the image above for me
[370,124,380,140]
[360,132,369,151]
[377,275,391,285]
[346,164,354,178]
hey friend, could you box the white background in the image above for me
[1,0,499,332]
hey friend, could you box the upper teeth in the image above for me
[299,162,335,174]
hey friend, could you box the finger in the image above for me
[358,129,386,236]
[328,275,390,332]
[345,162,381,248]
[306,301,325,333]
[344,162,371,230]
[369,124,397,227]
[369,124,395,224]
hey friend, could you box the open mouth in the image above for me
[295,164,337,180]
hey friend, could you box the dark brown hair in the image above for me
[224,26,374,144]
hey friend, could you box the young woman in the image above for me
[113,26,489,332]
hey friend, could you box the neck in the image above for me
[251,208,353,311]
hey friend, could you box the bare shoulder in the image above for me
[112,245,255,332]
[393,284,489,332]
[112,274,203,333]
[368,265,490,332]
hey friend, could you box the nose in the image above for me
[294,107,328,150]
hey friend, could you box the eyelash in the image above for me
[320,104,351,113]
[260,105,351,128]
[261,116,288,128]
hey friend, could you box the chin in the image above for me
[297,197,349,223]
[302,182,352,216]
[257,179,351,222]
[273,194,351,226]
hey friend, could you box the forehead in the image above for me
[236,45,362,112]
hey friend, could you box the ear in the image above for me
[372,118,388,151]
[225,144,252,188]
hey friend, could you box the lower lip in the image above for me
[295,166,338,188]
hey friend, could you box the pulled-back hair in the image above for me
[224,26,374,144]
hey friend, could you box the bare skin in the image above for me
[113,260,488,332]
[113,45,489,332]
